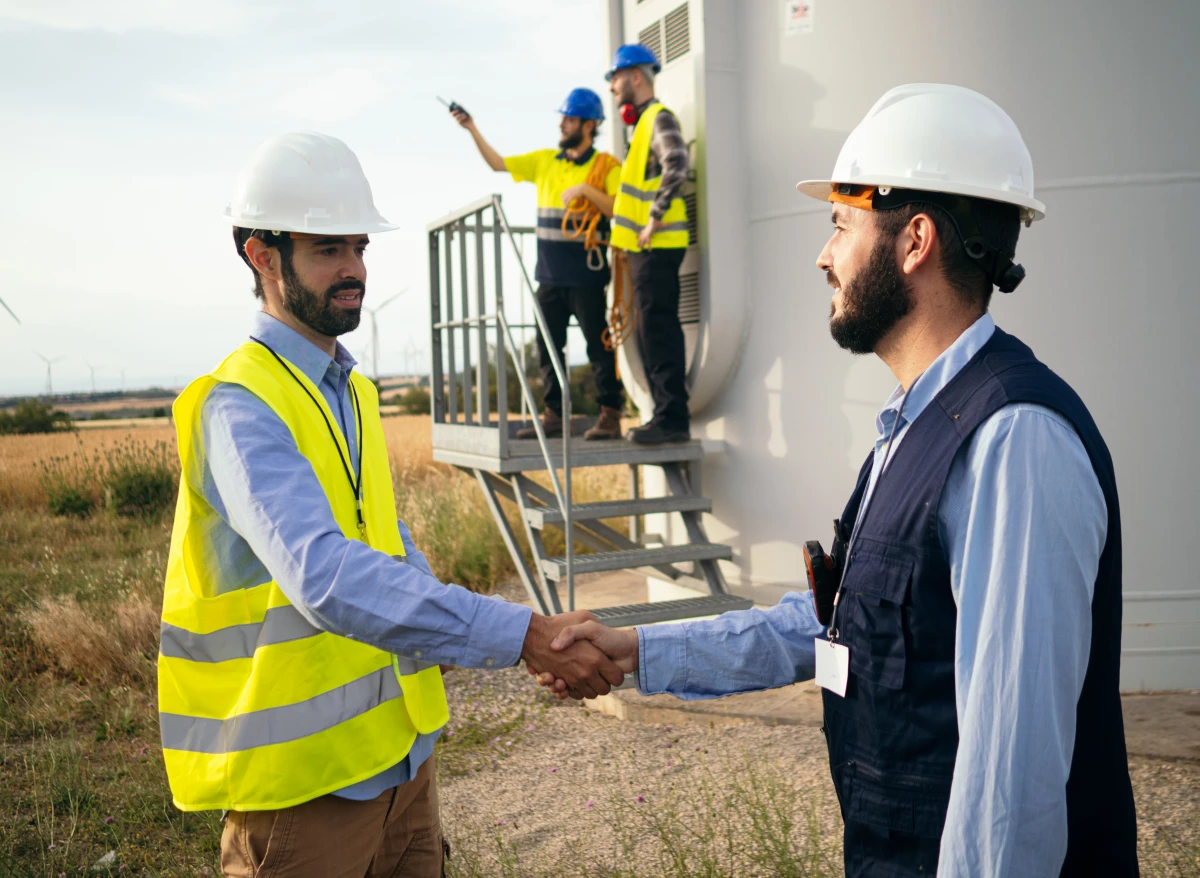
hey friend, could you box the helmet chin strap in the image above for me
[962,236,1026,293]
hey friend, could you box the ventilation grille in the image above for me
[683,192,698,247]
[679,273,700,325]
[663,4,690,63]
[637,20,663,69]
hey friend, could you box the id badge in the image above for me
[814,638,850,697]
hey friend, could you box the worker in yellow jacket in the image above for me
[450,89,626,441]
[608,44,693,445]
[161,132,623,877]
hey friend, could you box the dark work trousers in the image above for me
[535,284,624,416]
[628,247,689,430]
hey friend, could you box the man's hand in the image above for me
[637,216,662,251]
[532,620,639,700]
[521,610,625,700]
[451,108,474,130]
[561,184,586,207]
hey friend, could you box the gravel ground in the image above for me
[437,664,1200,878]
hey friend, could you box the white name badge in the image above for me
[814,639,850,697]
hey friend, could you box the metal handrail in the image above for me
[492,198,575,608]
[427,194,576,608]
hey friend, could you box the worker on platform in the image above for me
[450,88,626,441]
[159,132,622,877]
[607,44,692,445]
[540,85,1139,876]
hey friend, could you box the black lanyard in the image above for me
[250,337,366,535]
[826,374,918,643]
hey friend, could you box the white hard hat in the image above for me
[223,131,398,235]
[797,83,1045,222]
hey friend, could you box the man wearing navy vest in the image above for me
[541,84,1139,876]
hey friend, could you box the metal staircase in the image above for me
[426,195,751,625]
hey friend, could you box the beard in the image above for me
[613,79,635,107]
[828,238,913,355]
[559,129,584,150]
[280,258,364,337]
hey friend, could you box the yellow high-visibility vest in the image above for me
[611,102,690,252]
[159,341,449,812]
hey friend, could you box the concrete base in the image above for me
[544,572,1200,763]
[592,683,824,729]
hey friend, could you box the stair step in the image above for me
[524,496,712,529]
[540,543,733,581]
[591,594,754,627]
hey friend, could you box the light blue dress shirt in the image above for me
[197,312,533,800]
[637,314,1108,877]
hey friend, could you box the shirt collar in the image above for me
[875,313,996,438]
[251,311,358,388]
[554,145,596,165]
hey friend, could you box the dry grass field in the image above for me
[3,418,1196,877]
[0,415,648,875]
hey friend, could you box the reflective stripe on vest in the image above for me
[159,342,449,812]
[610,103,689,252]
[161,666,401,754]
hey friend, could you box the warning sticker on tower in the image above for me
[784,0,814,35]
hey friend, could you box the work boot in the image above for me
[584,406,623,441]
[626,422,690,445]
[516,409,562,439]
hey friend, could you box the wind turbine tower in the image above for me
[362,289,406,383]
[33,351,66,399]
[83,360,103,394]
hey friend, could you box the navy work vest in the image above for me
[822,328,1138,877]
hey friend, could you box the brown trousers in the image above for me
[220,755,445,878]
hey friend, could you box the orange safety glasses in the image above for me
[827,183,878,210]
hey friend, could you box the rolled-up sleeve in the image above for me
[201,384,532,669]
[637,590,822,697]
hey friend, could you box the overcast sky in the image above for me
[0,0,610,396]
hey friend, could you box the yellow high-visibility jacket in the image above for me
[159,341,448,812]
[611,102,690,252]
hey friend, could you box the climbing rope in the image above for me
[601,249,634,380]
[560,152,635,379]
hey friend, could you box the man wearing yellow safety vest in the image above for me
[607,44,692,445]
[450,89,626,441]
[160,132,623,877]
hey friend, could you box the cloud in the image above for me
[0,0,263,35]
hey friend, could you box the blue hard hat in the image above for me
[605,43,662,82]
[557,87,605,121]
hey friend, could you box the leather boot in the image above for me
[584,406,623,441]
[516,409,562,439]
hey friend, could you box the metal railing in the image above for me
[427,195,576,606]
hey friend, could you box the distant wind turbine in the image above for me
[362,288,407,383]
[33,351,66,398]
[0,295,19,325]
[83,359,103,394]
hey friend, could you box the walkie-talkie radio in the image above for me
[437,96,468,118]
[803,519,850,626]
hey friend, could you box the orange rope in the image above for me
[561,152,635,379]
[562,151,621,254]
[602,250,634,380]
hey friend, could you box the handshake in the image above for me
[520,611,639,700]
